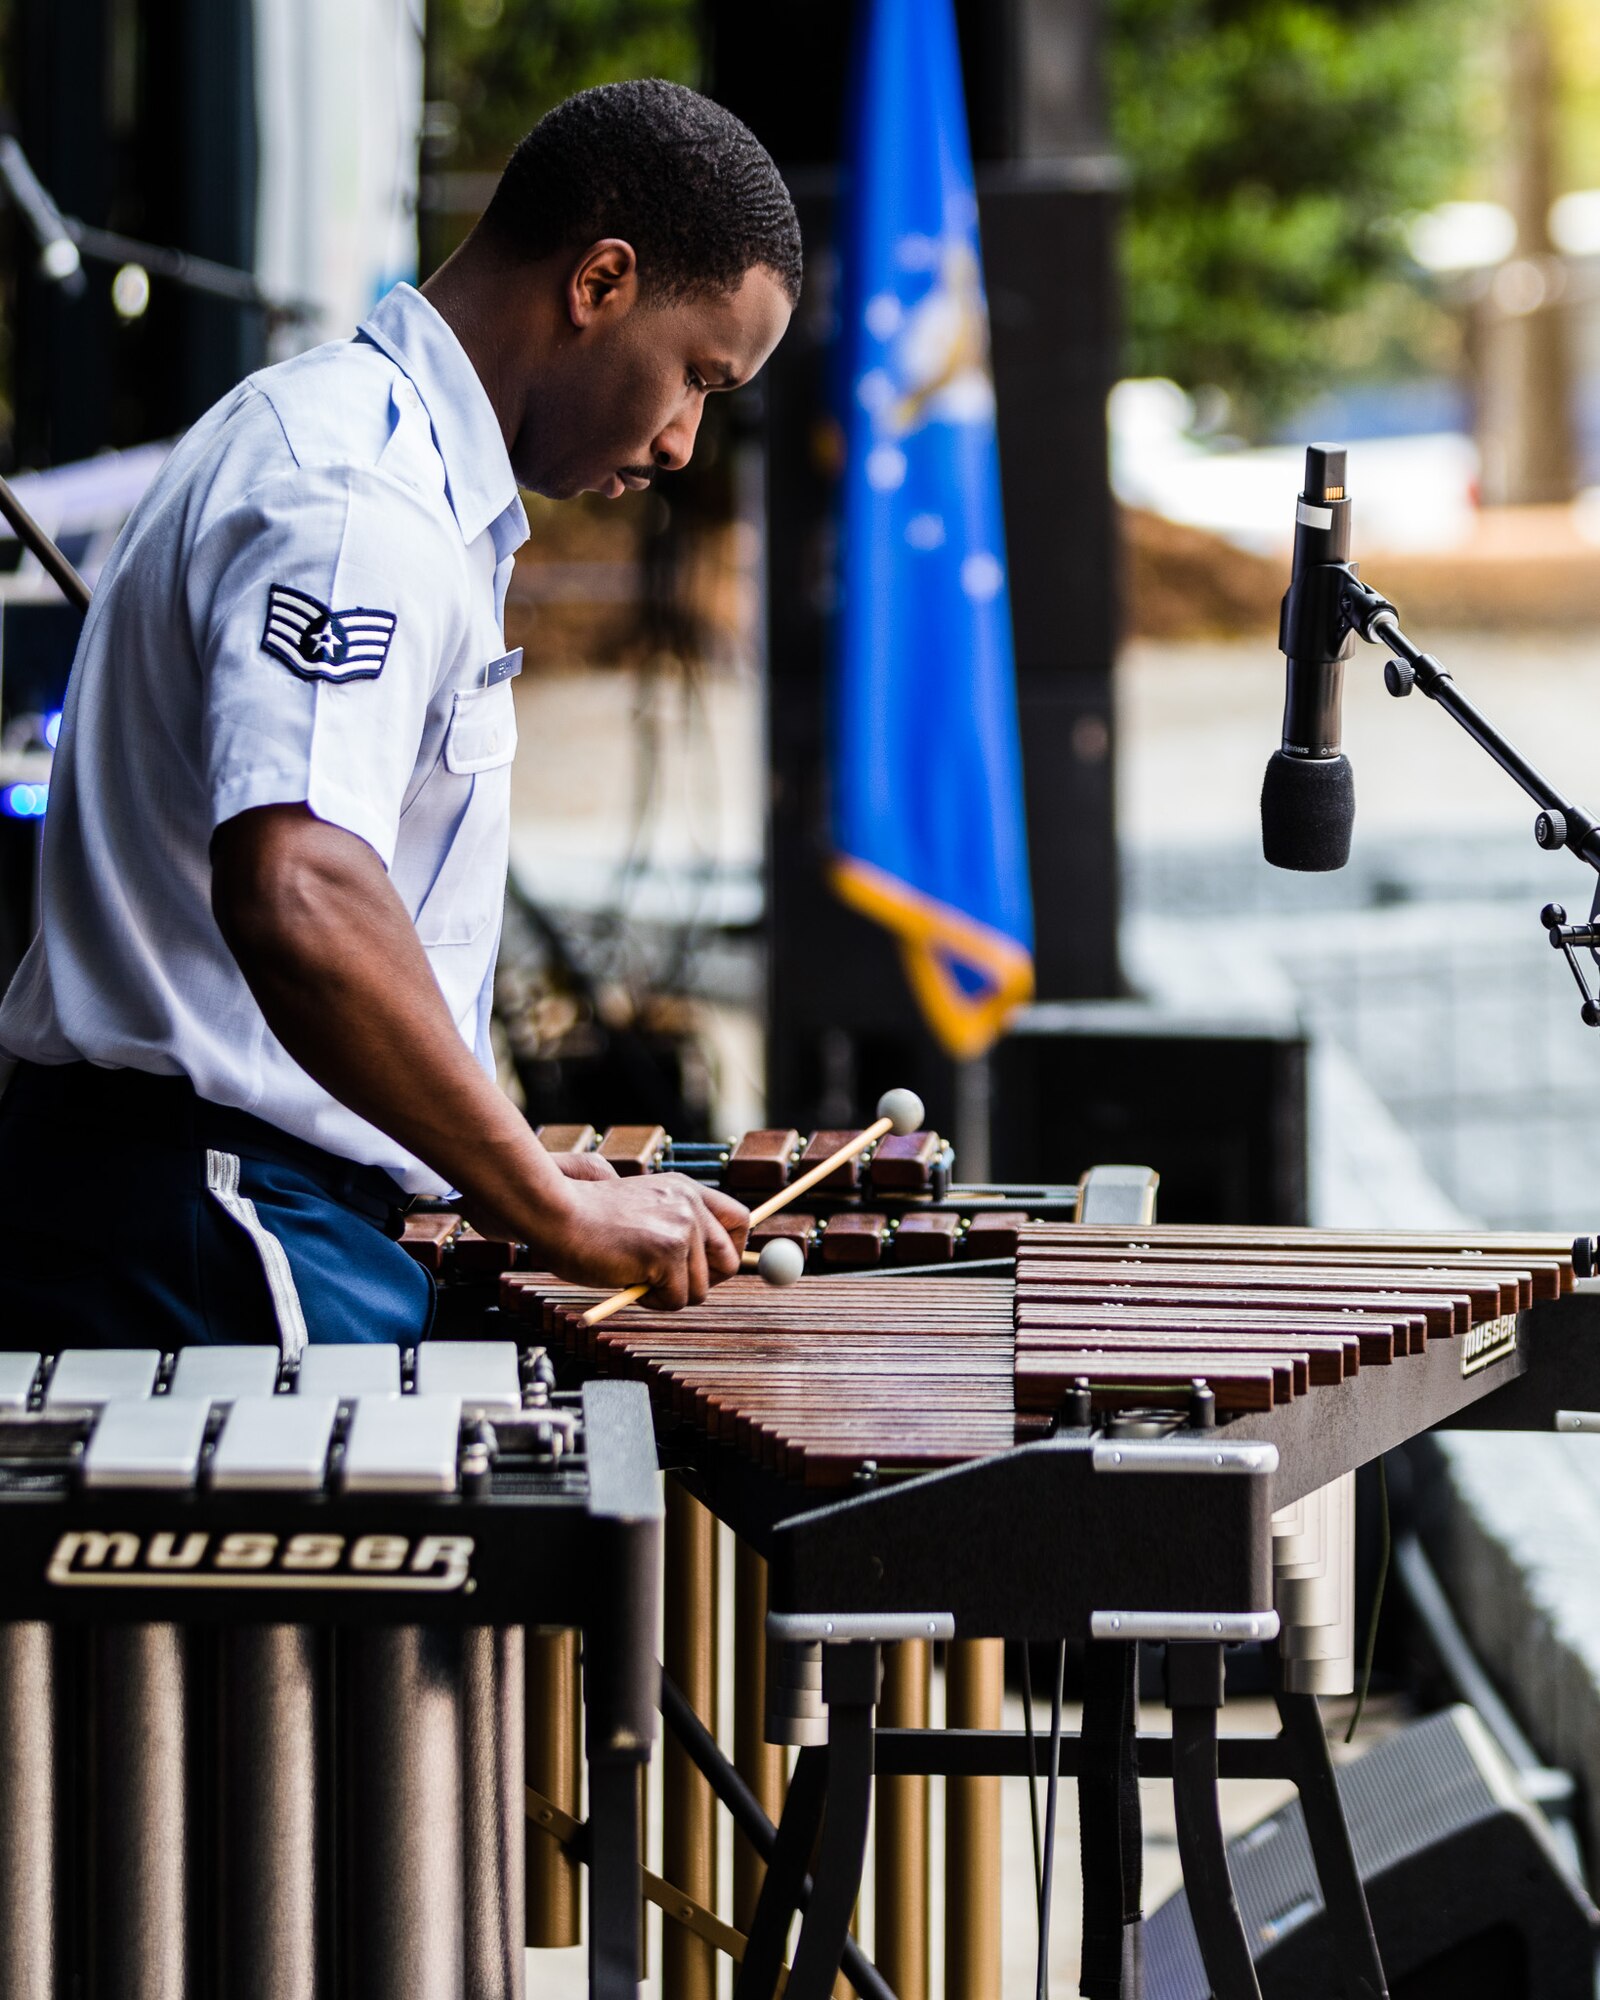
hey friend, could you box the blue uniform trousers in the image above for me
[0,1062,433,1348]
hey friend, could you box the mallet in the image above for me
[741,1237,806,1286]
[579,1088,926,1327]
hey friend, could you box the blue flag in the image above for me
[830,0,1034,1060]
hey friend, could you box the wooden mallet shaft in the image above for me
[580,1113,899,1328]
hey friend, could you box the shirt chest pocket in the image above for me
[443,681,518,774]
[410,683,518,948]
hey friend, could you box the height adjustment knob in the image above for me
[1536,809,1568,851]
[1542,903,1568,934]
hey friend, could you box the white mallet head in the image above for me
[756,1237,806,1288]
[876,1087,925,1136]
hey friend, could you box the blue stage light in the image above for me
[43,710,62,749]
[2,784,48,819]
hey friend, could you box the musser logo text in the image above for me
[46,1529,475,1593]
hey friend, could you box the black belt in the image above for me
[2,1061,414,1231]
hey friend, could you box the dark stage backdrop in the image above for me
[12,0,263,469]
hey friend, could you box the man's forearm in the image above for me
[211,803,749,1306]
[211,805,566,1229]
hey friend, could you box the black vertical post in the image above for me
[710,0,1120,1132]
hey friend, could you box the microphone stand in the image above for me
[1332,567,1600,1026]
[0,136,320,328]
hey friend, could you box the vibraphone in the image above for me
[0,1340,660,2000]
[444,1133,1600,2000]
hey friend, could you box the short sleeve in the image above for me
[192,459,461,869]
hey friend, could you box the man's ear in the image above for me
[567,239,639,327]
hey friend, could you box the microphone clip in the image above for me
[1334,572,1397,646]
[1542,890,1600,1029]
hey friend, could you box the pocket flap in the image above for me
[444,683,517,774]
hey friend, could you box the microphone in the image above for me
[1261,443,1356,871]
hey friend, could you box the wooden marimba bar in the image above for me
[404,1123,1043,1284]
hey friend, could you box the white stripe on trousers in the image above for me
[204,1148,310,1362]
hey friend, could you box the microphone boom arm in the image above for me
[1332,567,1600,1023]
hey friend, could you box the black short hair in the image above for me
[481,80,802,307]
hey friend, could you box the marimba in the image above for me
[0,1342,660,2000]
[475,1155,1600,2000]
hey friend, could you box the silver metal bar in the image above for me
[210,1395,338,1492]
[93,1623,192,1998]
[170,1345,281,1400]
[414,1342,521,1413]
[1092,1438,1279,1475]
[48,1348,160,1406]
[462,1626,525,2000]
[340,1395,461,1495]
[343,1626,464,1999]
[219,1624,328,2000]
[0,1623,55,2000]
[294,1346,400,1398]
[0,1353,40,1408]
[766,1611,954,1645]
[83,1397,209,1489]
[1090,1610,1280,1644]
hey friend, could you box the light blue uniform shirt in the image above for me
[0,284,529,1196]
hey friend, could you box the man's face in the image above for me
[515,256,792,499]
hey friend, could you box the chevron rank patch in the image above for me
[261,583,397,684]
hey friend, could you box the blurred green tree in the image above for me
[1110,0,1487,428]
[422,0,700,268]
[427,0,699,173]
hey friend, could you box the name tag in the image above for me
[480,649,523,688]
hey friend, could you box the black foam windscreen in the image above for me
[1261,750,1355,872]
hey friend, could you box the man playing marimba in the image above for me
[0,81,797,1347]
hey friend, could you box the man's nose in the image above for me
[654,399,703,474]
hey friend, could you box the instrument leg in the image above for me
[1274,1684,1388,2000]
[788,1643,880,2000]
[945,1636,1004,2000]
[524,1629,582,1946]
[736,1743,827,2000]
[343,1625,465,2000]
[218,1624,327,2000]
[734,1542,787,1932]
[663,1482,719,2000]
[92,1623,193,2000]
[875,1637,930,2000]
[586,1757,645,2000]
[1078,1637,1144,1999]
[1168,1644,1261,2000]
[463,1625,526,2000]
[0,1623,55,2000]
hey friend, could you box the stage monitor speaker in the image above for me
[988,1003,1309,1225]
[1144,1705,1598,1999]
